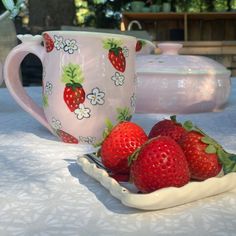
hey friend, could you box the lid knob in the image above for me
[158,43,183,55]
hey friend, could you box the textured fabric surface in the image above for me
[1,81,236,236]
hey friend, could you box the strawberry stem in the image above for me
[170,115,177,122]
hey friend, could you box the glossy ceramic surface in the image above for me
[4,32,136,147]
[136,39,156,55]
[135,43,231,113]
[77,155,236,210]
[0,62,3,86]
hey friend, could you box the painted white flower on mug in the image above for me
[51,117,62,130]
[130,93,136,108]
[79,136,96,144]
[74,104,91,120]
[53,35,64,50]
[87,87,105,105]
[122,46,129,57]
[45,81,53,95]
[64,39,78,54]
[111,72,125,86]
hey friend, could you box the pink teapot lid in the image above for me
[136,43,230,76]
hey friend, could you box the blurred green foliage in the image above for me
[75,0,236,28]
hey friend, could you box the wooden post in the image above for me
[184,13,188,41]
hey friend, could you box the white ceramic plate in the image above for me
[77,155,236,210]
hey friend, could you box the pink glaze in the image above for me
[135,43,231,113]
[4,32,137,147]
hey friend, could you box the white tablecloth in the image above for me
[1,80,236,236]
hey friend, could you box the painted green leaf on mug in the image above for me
[61,63,84,84]
[43,94,48,108]
[103,38,122,50]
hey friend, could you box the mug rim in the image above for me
[43,30,137,41]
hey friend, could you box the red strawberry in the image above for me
[130,136,190,193]
[63,82,85,112]
[148,116,187,142]
[103,39,126,72]
[56,130,78,144]
[100,121,148,174]
[108,47,126,72]
[109,173,130,182]
[178,130,222,180]
[43,33,54,52]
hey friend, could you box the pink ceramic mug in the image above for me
[0,62,3,86]
[4,31,136,148]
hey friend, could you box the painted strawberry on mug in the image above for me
[51,117,79,144]
[43,33,54,52]
[56,129,78,144]
[135,40,146,52]
[61,63,85,112]
[103,38,126,73]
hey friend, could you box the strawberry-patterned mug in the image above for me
[0,62,3,86]
[4,31,136,150]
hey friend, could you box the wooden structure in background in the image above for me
[123,12,236,75]
[122,12,236,41]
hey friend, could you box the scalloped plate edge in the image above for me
[77,156,236,210]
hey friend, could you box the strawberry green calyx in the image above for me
[170,115,184,126]
[116,107,132,122]
[217,149,236,174]
[94,118,113,149]
[183,120,213,138]
[170,115,177,122]
[103,118,114,140]
[183,120,236,174]
[183,120,221,152]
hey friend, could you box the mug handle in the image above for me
[4,34,53,133]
